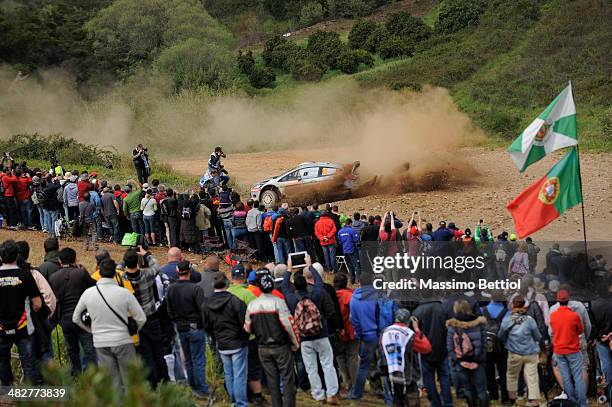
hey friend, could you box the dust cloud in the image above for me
[0,65,483,192]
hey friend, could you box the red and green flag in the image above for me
[507,147,582,238]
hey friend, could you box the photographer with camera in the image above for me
[132,144,151,184]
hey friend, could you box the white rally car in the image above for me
[250,161,360,207]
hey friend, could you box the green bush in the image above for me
[336,50,360,74]
[354,49,375,67]
[248,66,276,88]
[378,35,411,59]
[385,11,431,51]
[0,134,118,168]
[436,0,486,34]
[363,23,390,53]
[262,35,287,67]
[154,38,238,92]
[306,30,343,69]
[237,50,255,75]
[327,0,372,18]
[300,1,325,27]
[290,58,326,81]
[348,19,378,49]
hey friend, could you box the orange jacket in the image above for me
[315,215,337,245]
[336,288,355,342]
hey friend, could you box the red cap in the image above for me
[556,289,570,302]
[90,171,98,177]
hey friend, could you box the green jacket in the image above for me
[228,284,257,305]
[123,185,142,216]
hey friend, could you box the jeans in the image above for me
[18,199,33,227]
[37,205,45,229]
[345,251,361,282]
[143,215,155,235]
[0,334,37,385]
[43,209,59,237]
[301,338,339,400]
[276,237,292,264]
[165,217,179,248]
[248,231,265,260]
[350,339,378,399]
[222,218,234,249]
[107,213,121,243]
[322,244,337,272]
[61,321,97,377]
[82,222,98,250]
[232,227,248,244]
[219,346,248,407]
[421,358,453,407]
[130,211,144,235]
[293,236,308,253]
[259,345,296,407]
[455,364,488,404]
[178,328,208,395]
[596,340,612,387]
[554,352,587,407]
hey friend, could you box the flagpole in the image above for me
[575,145,588,257]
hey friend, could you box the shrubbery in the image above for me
[306,30,343,69]
[363,23,390,53]
[378,35,411,59]
[290,58,326,81]
[300,1,325,27]
[237,50,276,88]
[348,19,378,49]
[386,11,431,49]
[337,49,375,73]
[436,0,486,34]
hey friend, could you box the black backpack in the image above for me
[181,205,192,220]
[482,305,507,353]
[525,292,549,345]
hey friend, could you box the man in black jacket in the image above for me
[287,207,312,255]
[413,299,453,407]
[166,261,208,398]
[204,274,249,407]
[48,247,97,376]
[591,283,612,387]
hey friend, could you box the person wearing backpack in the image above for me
[282,261,339,404]
[179,193,200,253]
[498,294,541,406]
[481,292,509,404]
[446,299,488,407]
[161,188,179,248]
[380,309,432,407]
[508,242,530,277]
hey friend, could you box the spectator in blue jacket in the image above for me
[349,273,379,400]
[446,299,488,407]
[338,219,361,284]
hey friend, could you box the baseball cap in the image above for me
[231,264,246,279]
[556,289,570,302]
[90,171,98,177]
[509,233,517,241]
[439,221,446,227]
[258,275,274,293]
[142,183,149,188]
[395,308,411,324]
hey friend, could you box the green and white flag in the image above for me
[508,82,578,172]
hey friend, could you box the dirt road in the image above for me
[174,147,612,241]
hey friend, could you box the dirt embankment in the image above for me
[173,147,612,241]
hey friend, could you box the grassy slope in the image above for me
[355,0,612,148]
[248,0,610,150]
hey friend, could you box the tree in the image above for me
[436,0,486,34]
[348,19,378,49]
[300,1,324,27]
[290,57,325,81]
[248,67,276,88]
[363,23,389,53]
[154,38,238,92]
[385,11,431,50]
[306,30,343,69]
[378,35,410,59]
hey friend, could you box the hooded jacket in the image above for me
[446,315,487,364]
[204,290,249,351]
[39,251,61,281]
[63,182,79,207]
[498,311,541,355]
[338,225,360,254]
[336,288,355,342]
[349,285,379,342]
[314,213,337,245]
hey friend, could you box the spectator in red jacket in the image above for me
[14,169,34,229]
[315,211,337,272]
[333,273,357,397]
[550,289,587,407]
[77,172,91,202]
[1,169,19,229]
